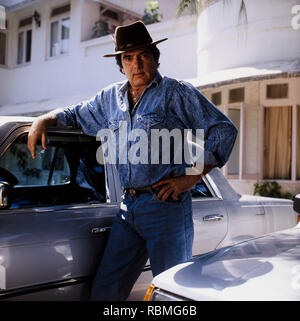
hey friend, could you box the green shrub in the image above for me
[142,1,163,25]
[254,181,293,200]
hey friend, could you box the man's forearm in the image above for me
[35,111,58,127]
[188,164,215,187]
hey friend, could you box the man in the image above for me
[27,21,237,300]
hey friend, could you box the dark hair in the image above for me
[115,44,160,73]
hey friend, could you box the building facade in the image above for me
[188,0,300,195]
[0,0,197,112]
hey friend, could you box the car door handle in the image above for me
[203,214,224,222]
[91,227,111,234]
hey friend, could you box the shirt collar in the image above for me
[119,71,162,97]
[147,71,162,88]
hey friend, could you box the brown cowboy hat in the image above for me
[103,20,167,57]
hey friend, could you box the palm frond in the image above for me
[238,0,248,25]
[176,0,248,25]
[176,0,198,17]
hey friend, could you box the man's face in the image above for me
[121,47,158,89]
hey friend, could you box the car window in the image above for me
[191,178,213,198]
[0,137,70,186]
[0,133,106,209]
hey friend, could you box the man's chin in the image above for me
[132,79,149,87]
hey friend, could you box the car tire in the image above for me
[293,194,300,214]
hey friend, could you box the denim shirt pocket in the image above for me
[106,120,128,166]
[138,112,165,129]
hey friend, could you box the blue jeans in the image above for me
[90,189,194,301]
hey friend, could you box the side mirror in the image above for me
[0,182,10,209]
[293,194,300,214]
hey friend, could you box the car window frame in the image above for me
[0,124,120,206]
[191,173,223,202]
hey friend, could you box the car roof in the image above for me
[0,116,35,126]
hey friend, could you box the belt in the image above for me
[124,186,153,197]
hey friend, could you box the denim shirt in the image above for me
[55,72,237,189]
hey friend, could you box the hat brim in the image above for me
[103,38,168,57]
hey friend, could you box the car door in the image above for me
[191,172,228,256]
[0,126,119,300]
[219,195,267,247]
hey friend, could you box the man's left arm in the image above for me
[153,81,238,201]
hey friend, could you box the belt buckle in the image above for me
[128,188,136,196]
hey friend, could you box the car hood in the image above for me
[152,224,300,301]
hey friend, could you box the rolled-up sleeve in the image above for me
[53,91,108,137]
[170,81,238,168]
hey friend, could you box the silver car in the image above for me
[0,116,298,300]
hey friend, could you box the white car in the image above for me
[145,196,300,301]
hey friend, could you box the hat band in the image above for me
[116,38,153,51]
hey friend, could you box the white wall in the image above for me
[197,0,300,75]
[0,0,84,105]
[0,0,197,111]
